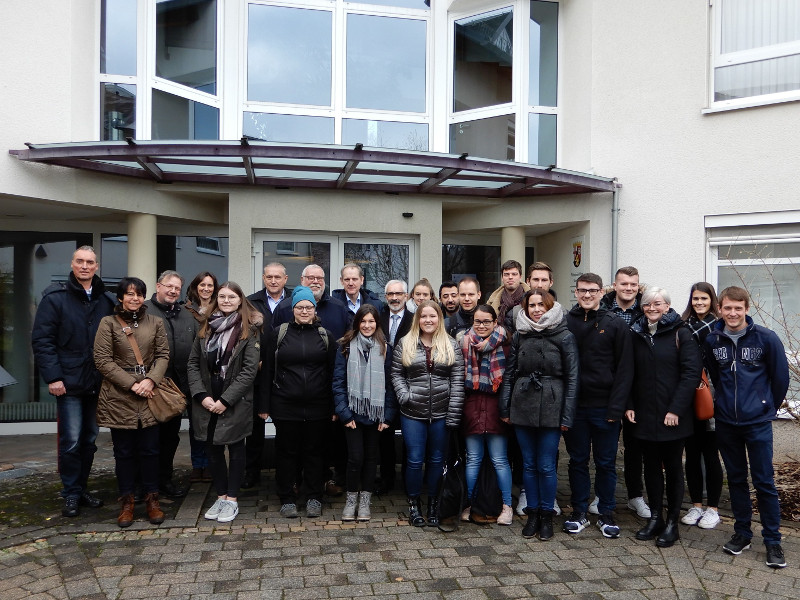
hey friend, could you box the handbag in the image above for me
[435,431,468,532]
[469,454,504,523]
[115,315,186,423]
[695,369,714,421]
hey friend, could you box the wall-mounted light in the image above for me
[402,212,413,218]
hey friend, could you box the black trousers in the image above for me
[243,395,265,477]
[158,414,182,486]
[274,419,328,504]
[684,419,723,506]
[622,418,644,499]
[344,423,380,492]
[640,437,686,520]
[112,424,159,497]
[206,439,246,498]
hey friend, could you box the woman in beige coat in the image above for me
[94,277,170,528]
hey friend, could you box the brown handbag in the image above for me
[115,315,186,423]
[694,369,714,421]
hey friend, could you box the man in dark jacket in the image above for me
[445,277,481,338]
[563,272,634,539]
[599,266,650,520]
[145,270,199,498]
[242,262,289,489]
[331,263,384,314]
[704,286,790,568]
[31,246,115,517]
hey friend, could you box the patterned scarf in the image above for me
[515,301,564,333]
[498,285,525,323]
[461,326,507,392]
[347,333,386,422]
[205,311,242,377]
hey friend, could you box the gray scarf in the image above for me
[515,301,564,333]
[347,333,386,423]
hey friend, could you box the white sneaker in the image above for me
[681,506,704,525]
[627,496,651,518]
[461,506,471,522]
[553,499,561,516]
[204,497,226,520]
[697,507,720,529]
[588,496,600,515]
[217,500,239,523]
[516,490,527,516]
[497,504,513,526]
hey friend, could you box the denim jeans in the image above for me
[111,424,160,496]
[716,420,781,544]
[57,394,99,498]
[401,416,447,498]
[465,433,512,506]
[563,407,621,514]
[514,426,561,511]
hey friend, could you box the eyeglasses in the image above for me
[643,301,667,308]
[473,320,495,327]
[293,305,315,312]
[158,284,181,292]
[302,275,325,282]
[576,288,601,296]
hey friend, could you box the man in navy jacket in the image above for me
[331,263,384,314]
[704,286,790,568]
[31,246,115,517]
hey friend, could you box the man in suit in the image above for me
[331,263,384,314]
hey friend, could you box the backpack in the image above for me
[468,455,504,523]
[273,322,329,385]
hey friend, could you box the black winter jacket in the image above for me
[331,288,385,312]
[566,304,634,420]
[261,321,337,420]
[31,273,116,396]
[445,308,476,339]
[499,318,579,429]
[145,296,199,396]
[628,311,702,441]
[390,337,465,427]
[332,347,397,426]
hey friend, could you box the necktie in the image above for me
[390,314,400,344]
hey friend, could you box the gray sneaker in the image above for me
[357,491,372,522]
[280,503,299,518]
[342,492,358,521]
[204,497,226,520]
[217,500,239,523]
[306,498,322,518]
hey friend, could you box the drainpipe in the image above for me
[611,179,621,278]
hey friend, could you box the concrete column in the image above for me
[500,226,526,266]
[127,213,157,293]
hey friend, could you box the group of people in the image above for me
[31,248,790,570]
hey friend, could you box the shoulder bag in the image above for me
[674,329,714,421]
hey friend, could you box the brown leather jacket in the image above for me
[93,312,170,429]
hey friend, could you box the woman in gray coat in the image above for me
[188,281,261,524]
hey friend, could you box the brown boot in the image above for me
[118,494,134,528]
[144,492,165,525]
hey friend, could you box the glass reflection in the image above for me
[342,120,428,150]
[715,54,800,101]
[101,0,137,75]
[527,113,556,166]
[248,5,332,106]
[261,241,331,285]
[454,8,513,112]
[155,0,217,94]
[450,114,515,161]
[151,89,219,140]
[101,83,136,141]
[529,1,558,107]
[354,0,430,9]
[346,15,426,112]
[243,113,334,144]
[344,243,410,297]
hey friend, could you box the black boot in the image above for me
[539,509,555,541]
[407,497,425,527]
[636,514,666,541]
[426,497,439,527]
[522,508,540,539]
[656,518,680,548]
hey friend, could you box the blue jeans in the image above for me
[563,407,621,515]
[401,416,447,498]
[57,394,99,498]
[465,433,512,506]
[515,426,561,511]
[716,420,781,544]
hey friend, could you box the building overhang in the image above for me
[9,140,616,199]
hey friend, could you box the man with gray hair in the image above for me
[332,263,384,314]
[145,269,199,498]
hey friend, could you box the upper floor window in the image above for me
[712,0,800,108]
[156,0,217,94]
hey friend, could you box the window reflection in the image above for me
[454,8,513,112]
[342,120,428,150]
[343,243,409,297]
[450,114,515,161]
[155,0,217,94]
[346,15,426,112]
[248,5,332,106]
[152,89,219,140]
[527,113,556,166]
[529,1,558,107]
[355,0,430,9]
[243,113,334,144]
[101,83,136,141]
[101,0,137,75]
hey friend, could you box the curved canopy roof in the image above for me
[10,140,616,198]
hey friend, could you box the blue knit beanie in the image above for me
[291,286,317,308]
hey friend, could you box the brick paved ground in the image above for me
[2,430,800,599]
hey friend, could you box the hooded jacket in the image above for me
[31,273,116,396]
[628,310,701,441]
[565,304,634,420]
[703,316,790,426]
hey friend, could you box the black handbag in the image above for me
[435,431,468,532]
[469,454,504,523]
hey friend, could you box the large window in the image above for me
[712,0,800,107]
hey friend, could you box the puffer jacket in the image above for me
[187,325,261,445]
[93,310,170,429]
[390,337,465,427]
[629,310,701,441]
[499,318,579,428]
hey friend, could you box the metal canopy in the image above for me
[9,140,616,198]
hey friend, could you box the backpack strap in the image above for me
[273,323,329,385]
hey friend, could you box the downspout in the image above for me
[611,179,621,278]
